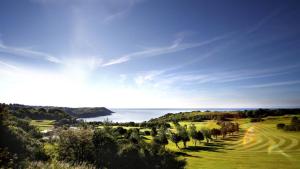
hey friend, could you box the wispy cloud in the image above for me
[134,70,164,85]
[0,60,19,71]
[102,33,230,67]
[135,63,300,88]
[103,0,143,22]
[0,43,62,64]
[246,7,284,34]
[244,80,300,88]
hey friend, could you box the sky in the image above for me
[0,0,300,108]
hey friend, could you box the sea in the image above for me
[82,108,254,123]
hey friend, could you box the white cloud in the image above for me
[134,70,164,85]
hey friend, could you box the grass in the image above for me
[164,116,300,169]
[34,116,300,168]
[30,120,55,131]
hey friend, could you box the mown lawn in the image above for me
[164,116,300,169]
[30,120,55,131]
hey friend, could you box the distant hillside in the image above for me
[63,107,114,118]
[149,108,300,123]
[6,104,114,119]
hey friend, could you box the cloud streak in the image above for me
[244,80,300,88]
[0,60,19,71]
[135,63,300,89]
[0,43,62,64]
[101,33,230,67]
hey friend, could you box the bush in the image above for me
[276,123,285,129]
[144,131,150,135]
[250,118,263,122]
[27,161,95,169]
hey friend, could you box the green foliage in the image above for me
[153,127,169,148]
[151,127,158,137]
[211,128,221,139]
[189,124,198,146]
[0,104,49,168]
[170,133,182,149]
[57,129,94,163]
[200,128,212,143]
[93,128,119,168]
[176,124,190,148]
[149,109,300,123]
[27,161,95,169]
[55,126,185,169]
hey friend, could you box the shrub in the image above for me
[276,123,285,129]
[250,118,263,122]
[144,131,150,135]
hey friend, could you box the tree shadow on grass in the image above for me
[174,151,201,158]
[183,139,236,153]
[141,136,150,140]
[185,146,220,152]
[221,133,244,141]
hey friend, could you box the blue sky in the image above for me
[0,0,300,108]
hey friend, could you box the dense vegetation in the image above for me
[63,107,114,118]
[2,103,300,169]
[0,104,48,168]
[149,108,300,123]
[0,104,185,169]
[57,127,186,169]
[7,104,114,119]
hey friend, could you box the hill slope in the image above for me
[7,104,114,119]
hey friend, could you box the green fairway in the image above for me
[30,120,55,131]
[165,116,300,169]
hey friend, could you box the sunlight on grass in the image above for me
[30,120,55,131]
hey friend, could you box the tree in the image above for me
[194,131,204,145]
[201,129,212,143]
[151,127,158,137]
[153,127,169,149]
[170,133,182,149]
[93,129,119,169]
[291,116,299,125]
[115,126,127,135]
[177,125,190,148]
[211,128,221,139]
[57,129,94,164]
[189,124,198,146]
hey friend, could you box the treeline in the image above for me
[167,121,239,149]
[5,103,114,120]
[64,107,114,118]
[277,116,300,131]
[8,104,74,120]
[56,126,186,169]
[149,109,300,123]
[86,120,171,129]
